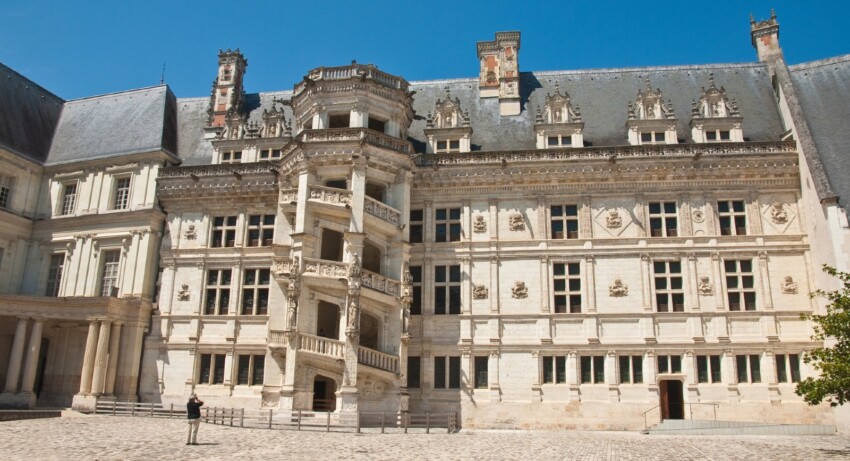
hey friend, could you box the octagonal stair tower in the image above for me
[269,63,416,415]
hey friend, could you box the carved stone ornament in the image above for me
[697,276,713,296]
[508,212,525,231]
[473,215,487,233]
[781,276,798,294]
[184,224,197,240]
[770,202,788,224]
[472,284,489,300]
[692,209,705,223]
[606,209,622,228]
[359,376,386,398]
[177,284,191,301]
[511,281,528,299]
[609,278,629,297]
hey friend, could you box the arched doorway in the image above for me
[360,312,379,350]
[659,380,684,420]
[312,375,337,412]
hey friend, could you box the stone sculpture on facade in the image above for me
[697,276,714,296]
[183,224,197,240]
[177,284,190,301]
[472,284,489,300]
[473,215,487,233]
[511,281,528,299]
[781,276,799,294]
[606,209,623,228]
[345,254,363,339]
[609,278,629,297]
[770,202,788,224]
[508,212,525,231]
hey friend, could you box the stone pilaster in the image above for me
[18,319,44,407]
[105,322,123,396]
[1,318,28,396]
[91,320,112,396]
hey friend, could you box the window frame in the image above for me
[112,176,132,210]
[246,214,275,247]
[45,253,66,297]
[199,353,226,385]
[220,150,243,164]
[433,356,461,389]
[474,356,489,389]
[736,354,761,383]
[542,355,567,384]
[434,208,461,243]
[60,181,78,216]
[553,262,582,313]
[657,354,682,374]
[99,249,121,297]
[409,265,422,315]
[236,354,265,386]
[654,260,685,312]
[775,353,801,383]
[241,268,270,315]
[725,259,756,311]
[0,174,14,209]
[409,209,423,244]
[211,216,238,248]
[546,134,573,148]
[435,139,461,153]
[717,200,747,236]
[550,204,579,239]
[407,356,421,389]
[580,355,605,384]
[205,269,232,315]
[619,355,643,384]
[696,355,722,383]
[434,264,461,315]
[648,201,678,237]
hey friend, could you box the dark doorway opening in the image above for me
[316,301,340,339]
[312,376,337,412]
[320,229,344,262]
[659,379,684,420]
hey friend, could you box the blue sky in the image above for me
[1,0,848,100]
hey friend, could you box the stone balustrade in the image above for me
[308,185,352,206]
[267,330,289,349]
[361,269,400,297]
[295,64,410,93]
[302,257,348,279]
[299,332,345,360]
[358,346,399,374]
[364,196,402,228]
[299,128,412,154]
[279,188,298,203]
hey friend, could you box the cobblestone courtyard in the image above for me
[2,415,849,460]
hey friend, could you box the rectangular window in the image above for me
[409,209,423,244]
[220,151,243,164]
[0,174,14,208]
[775,354,801,383]
[259,148,282,160]
[654,261,684,312]
[99,250,121,297]
[236,354,265,385]
[408,356,421,388]
[328,113,350,128]
[113,177,131,210]
[736,354,761,383]
[241,268,270,315]
[45,253,66,297]
[474,356,489,389]
[435,139,461,153]
[368,117,386,133]
[211,216,238,248]
[725,259,756,311]
[410,265,422,315]
[580,356,605,384]
[547,134,572,147]
[619,355,643,384]
[542,356,567,384]
[246,214,275,247]
[718,200,747,236]
[551,205,579,239]
[433,356,461,389]
[434,265,461,315]
[641,132,665,143]
[205,269,232,315]
[435,208,461,242]
[697,355,722,383]
[553,262,581,313]
[648,201,677,237]
[657,355,682,374]
[199,353,226,385]
[61,183,77,215]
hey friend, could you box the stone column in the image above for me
[1,318,29,395]
[90,320,112,396]
[78,321,99,394]
[105,322,123,396]
[19,319,44,407]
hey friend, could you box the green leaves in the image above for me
[795,265,850,406]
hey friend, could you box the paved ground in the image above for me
[2,415,849,460]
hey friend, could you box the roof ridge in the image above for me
[790,53,850,71]
[65,84,168,103]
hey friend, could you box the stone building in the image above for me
[2,13,850,430]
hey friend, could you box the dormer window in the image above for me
[221,150,242,164]
[424,88,473,154]
[535,83,584,149]
[328,113,350,129]
[690,73,744,143]
[626,79,677,146]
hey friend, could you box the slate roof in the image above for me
[789,55,850,207]
[46,85,178,166]
[407,63,784,152]
[0,62,64,163]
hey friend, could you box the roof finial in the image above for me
[160,62,166,85]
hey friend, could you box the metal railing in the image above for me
[95,401,457,434]
[641,402,720,431]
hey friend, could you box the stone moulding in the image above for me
[364,196,402,227]
[361,270,401,297]
[413,141,795,167]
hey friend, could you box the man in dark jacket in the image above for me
[186,394,204,445]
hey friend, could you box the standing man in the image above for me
[186,393,204,445]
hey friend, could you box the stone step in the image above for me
[646,419,835,435]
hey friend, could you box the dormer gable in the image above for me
[626,79,678,145]
[424,88,473,153]
[534,83,585,149]
[689,73,744,143]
